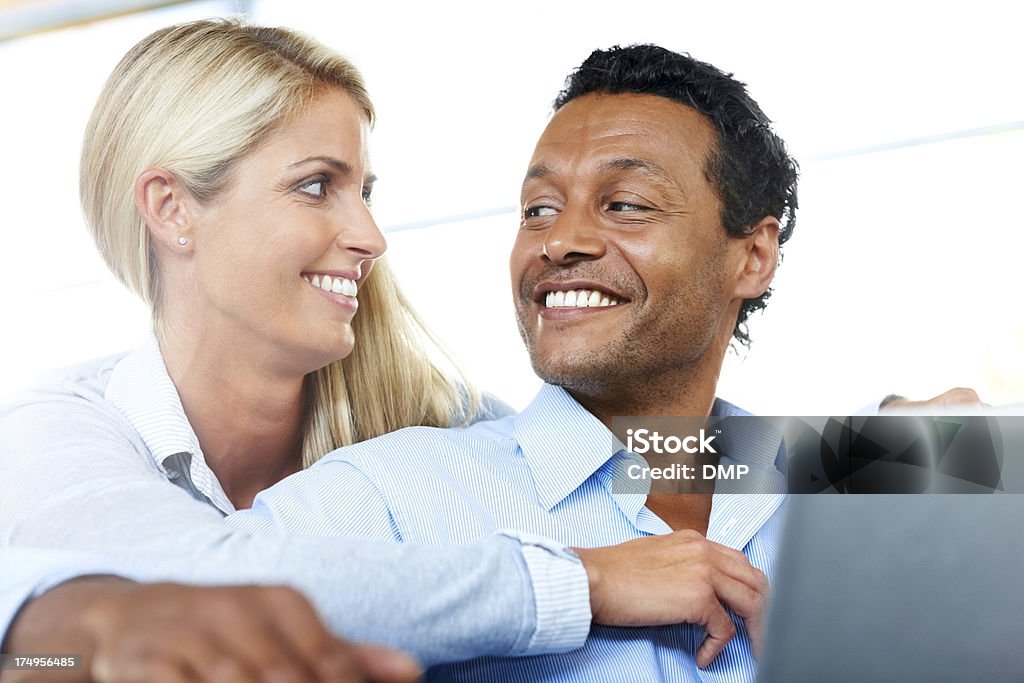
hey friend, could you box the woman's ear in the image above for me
[733,216,780,299]
[134,169,194,250]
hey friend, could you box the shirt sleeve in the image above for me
[0,547,127,649]
[231,458,594,656]
[0,393,590,666]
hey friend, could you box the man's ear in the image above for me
[134,168,194,250]
[733,216,780,299]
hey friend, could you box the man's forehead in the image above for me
[525,93,716,185]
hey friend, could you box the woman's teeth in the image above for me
[544,289,623,308]
[304,274,357,297]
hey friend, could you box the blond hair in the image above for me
[81,18,477,465]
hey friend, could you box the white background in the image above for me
[1,0,1022,413]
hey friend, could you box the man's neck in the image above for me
[646,493,714,534]
[567,366,719,429]
[566,365,721,535]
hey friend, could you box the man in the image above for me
[0,547,420,683]
[227,44,795,682]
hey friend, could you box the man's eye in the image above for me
[298,177,329,198]
[524,206,558,218]
[361,186,373,205]
[608,201,649,212]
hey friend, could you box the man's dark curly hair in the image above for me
[554,44,799,347]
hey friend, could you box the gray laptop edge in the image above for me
[758,495,1024,683]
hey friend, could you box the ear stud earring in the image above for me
[178,237,188,246]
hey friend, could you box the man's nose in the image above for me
[542,204,606,264]
[338,202,387,261]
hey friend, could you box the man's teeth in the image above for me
[302,274,358,297]
[544,289,623,308]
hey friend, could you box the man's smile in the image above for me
[530,279,632,319]
[543,289,626,308]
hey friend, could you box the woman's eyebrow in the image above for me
[288,156,353,176]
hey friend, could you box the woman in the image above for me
[79,20,480,506]
[0,19,562,665]
[0,18,717,666]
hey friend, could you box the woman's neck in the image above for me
[157,324,307,510]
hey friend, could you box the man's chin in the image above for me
[529,353,611,390]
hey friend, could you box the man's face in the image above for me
[511,92,749,392]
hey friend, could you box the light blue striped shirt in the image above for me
[0,334,592,665]
[230,384,787,682]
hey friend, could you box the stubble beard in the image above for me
[517,299,718,412]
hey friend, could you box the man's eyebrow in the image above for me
[600,157,676,185]
[521,163,553,190]
[521,158,683,195]
[288,156,353,175]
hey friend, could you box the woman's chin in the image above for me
[304,333,356,372]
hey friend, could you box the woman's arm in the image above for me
[0,393,588,666]
[1,384,765,667]
[0,548,419,683]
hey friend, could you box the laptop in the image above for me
[758,494,1024,682]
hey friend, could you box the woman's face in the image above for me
[185,89,386,375]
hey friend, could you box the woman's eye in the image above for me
[298,178,328,198]
[524,205,558,219]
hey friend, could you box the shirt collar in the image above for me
[513,386,786,517]
[710,397,788,474]
[514,384,616,511]
[105,332,234,513]
[706,398,787,549]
